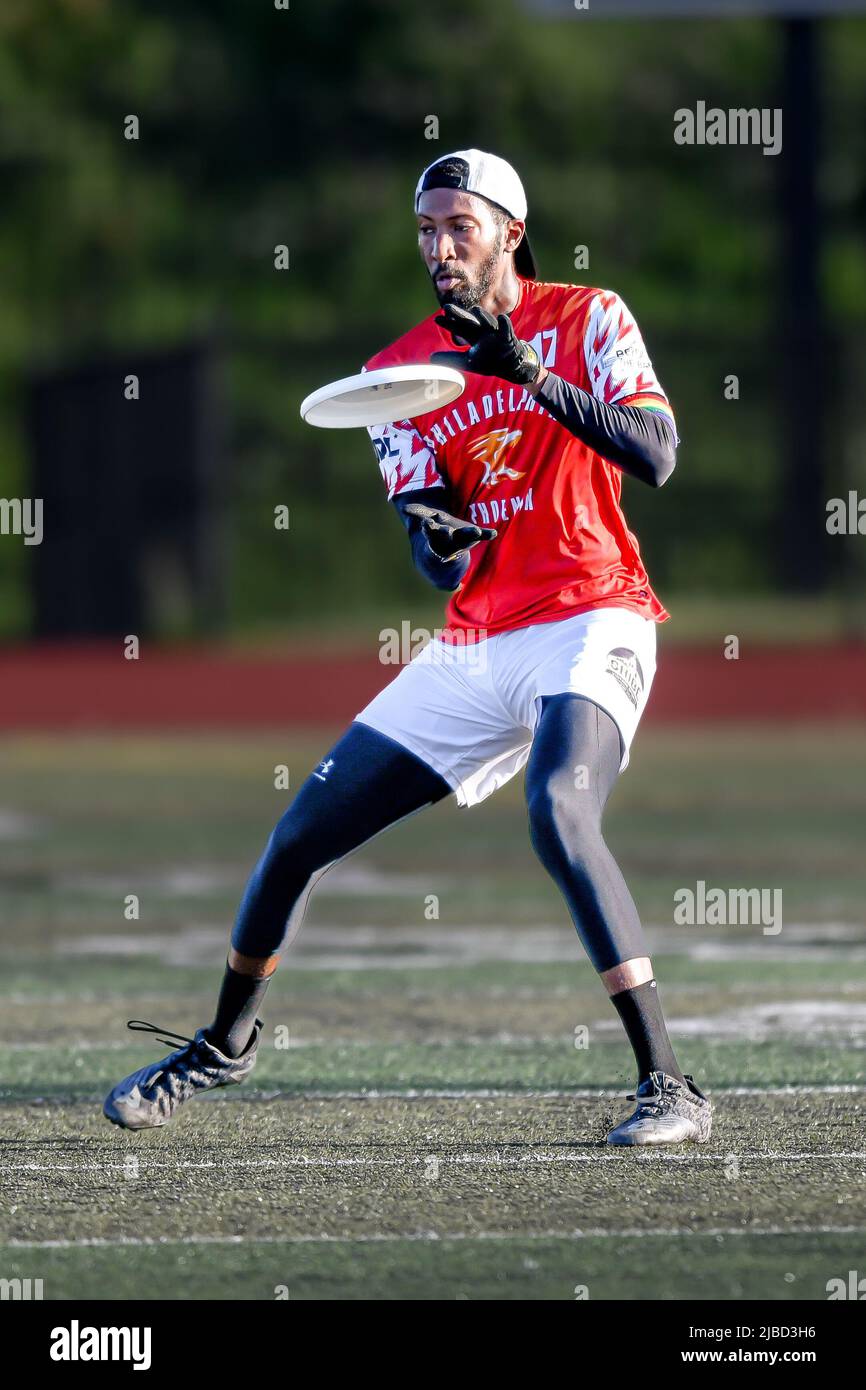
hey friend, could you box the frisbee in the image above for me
[300,364,465,430]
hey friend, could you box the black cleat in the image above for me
[606,1071,713,1147]
[103,1019,262,1131]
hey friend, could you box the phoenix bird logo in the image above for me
[468,429,524,488]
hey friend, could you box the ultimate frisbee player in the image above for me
[105,149,711,1146]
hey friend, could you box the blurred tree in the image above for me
[0,1,863,636]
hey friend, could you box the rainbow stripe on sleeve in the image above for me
[622,393,679,440]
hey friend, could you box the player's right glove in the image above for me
[431,304,541,386]
[400,502,497,560]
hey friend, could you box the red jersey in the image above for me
[364,278,675,639]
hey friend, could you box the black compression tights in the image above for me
[231,724,452,959]
[232,698,648,975]
[524,693,648,972]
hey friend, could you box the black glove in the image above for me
[431,304,541,386]
[400,502,496,560]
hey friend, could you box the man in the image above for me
[104,149,711,1146]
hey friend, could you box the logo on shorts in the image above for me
[605,647,644,708]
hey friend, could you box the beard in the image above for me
[433,236,503,309]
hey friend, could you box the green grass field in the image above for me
[1,725,864,1300]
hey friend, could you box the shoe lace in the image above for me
[627,1077,680,1118]
[635,1094,668,1118]
[126,1019,194,1051]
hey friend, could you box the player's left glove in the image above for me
[399,501,496,559]
[430,304,541,386]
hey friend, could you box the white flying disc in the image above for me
[300,364,465,429]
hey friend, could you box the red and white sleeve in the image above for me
[583,290,678,440]
[367,418,445,500]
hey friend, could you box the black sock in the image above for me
[208,962,272,1058]
[609,979,685,1086]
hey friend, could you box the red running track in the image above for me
[0,642,864,729]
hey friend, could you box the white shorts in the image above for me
[355,606,657,808]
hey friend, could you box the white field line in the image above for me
[3,1151,866,1174]
[4,1084,866,1105]
[245,1084,866,1099]
[4,1225,866,1251]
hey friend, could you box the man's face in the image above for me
[417,188,514,308]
